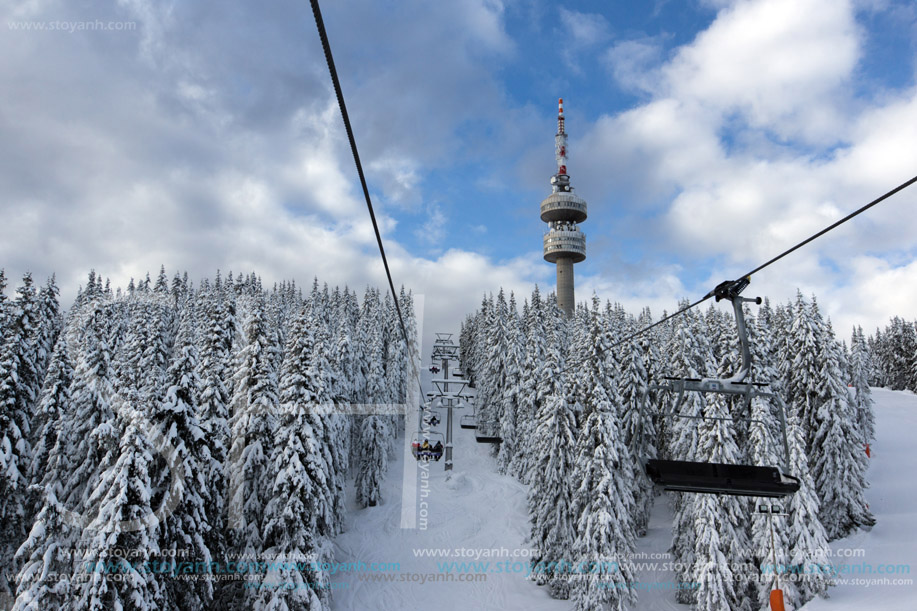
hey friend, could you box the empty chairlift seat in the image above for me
[460,414,477,429]
[635,278,802,500]
[645,459,800,498]
[474,420,502,443]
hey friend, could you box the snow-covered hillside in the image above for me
[800,388,917,611]
[333,387,917,610]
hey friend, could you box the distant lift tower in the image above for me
[541,98,587,317]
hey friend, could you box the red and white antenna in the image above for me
[555,97,568,178]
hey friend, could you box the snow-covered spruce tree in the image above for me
[0,269,8,328]
[328,304,357,502]
[850,325,875,447]
[264,298,285,399]
[348,290,375,472]
[356,287,382,406]
[340,289,365,408]
[256,310,333,611]
[136,299,175,415]
[478,289,510,447]
[589,298,645,540]
[570,377,637,610]
[393,286,419,443]
[315,324,348,536]
[783,292,822,454]
[356,293,386,466]
[382,291,405,457]
[690,390,755,611]
[331,306,357,405]
[13,273,44,419]
[12,484,77,611]
[619,327,654,537]
[528,321,577,599]
[355,415,389,508]
[194,277,234,569]
[528,387,577,598]
[811,318,874,540]
[496,292,525,474]
[874,316,917,391]
[566,303,591,416]
[690,492,737,611]
[227,293,278,556]
[362,301,385,405]
[151,306,214,609]
[278,307,336,538]
[59,303,123,526]
[510,288,547,483]
[782,407,832,608]
[0,334,29,593]
[26,338,73,516]
[71,421,166,610]
[465,294,487,392]
[0,273,46,584]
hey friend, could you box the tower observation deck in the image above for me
[541,98,586,316]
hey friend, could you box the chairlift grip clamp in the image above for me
[708,276,748,301]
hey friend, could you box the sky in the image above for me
[2,0,916,359]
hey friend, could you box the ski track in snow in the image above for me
[332,411,572,610]
[331,388,917,610]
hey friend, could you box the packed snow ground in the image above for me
[332,388,917,610]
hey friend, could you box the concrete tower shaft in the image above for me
[541,98,586,316]
[556,257,575,316]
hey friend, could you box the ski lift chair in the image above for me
[474,419,502,443]
[638,278,800,498]
[460,414,477,429]
[411,431,445,461]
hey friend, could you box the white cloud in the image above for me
[557,7,611,73]
[559,7,611,47]
[663,0,861,143]
[830,255,917,335]
[415,203,448,246]
[367,156,422,209]
[575,98,724,205]
[603,38,664,93]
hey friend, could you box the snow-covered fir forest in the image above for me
[2,264,915,610]
[0,268,416,610]
[460,287,887,611]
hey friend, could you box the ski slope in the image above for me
[800,388,917,611]
[332,388,917,610]
[332,414,570,610]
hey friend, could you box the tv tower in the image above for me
[541,98,586,317]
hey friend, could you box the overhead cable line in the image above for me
[739,174,917,279]
[608,173,917,350]
[309,0,424,396]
